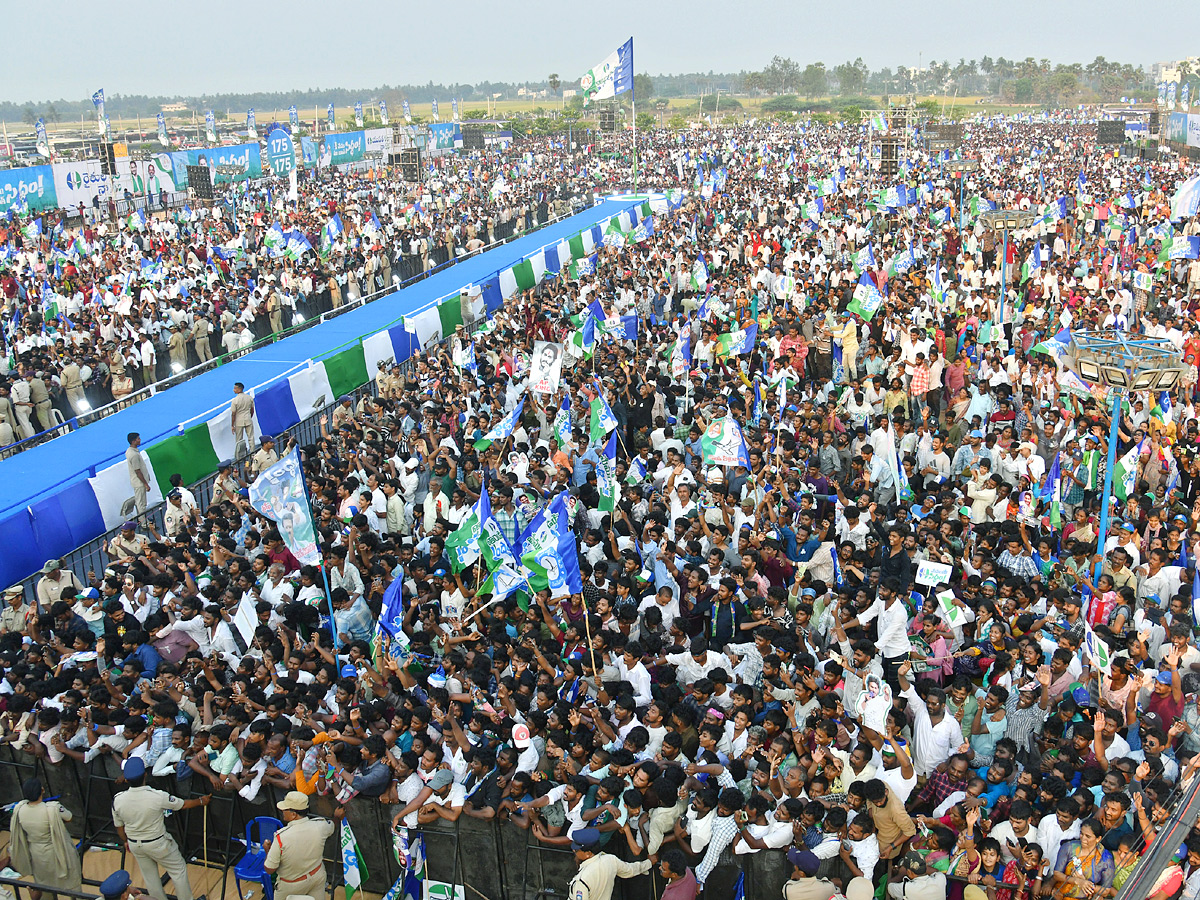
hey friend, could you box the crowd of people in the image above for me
[2,110,1200,900]
[0,148,590,447]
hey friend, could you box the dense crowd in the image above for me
[3,113,1200,900]
[0,147,594,446]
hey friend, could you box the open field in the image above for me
[3,94,1058,143]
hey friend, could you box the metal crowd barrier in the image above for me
[0,748,787,900]
[0,745,787,900]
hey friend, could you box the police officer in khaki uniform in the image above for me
[60,357,87,415]
[112,758,210,900]
[167,324,188,372]
[230,382,256,457]
[192,315,212,363]
[0,382,17,445]
[264,792,337,900]
[213,460,241,504]
[126,432,151,514]
[266,289,283,334]
[250,435,280,479]
[27,371,53,432]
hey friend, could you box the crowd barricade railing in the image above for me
[0,746,797,900]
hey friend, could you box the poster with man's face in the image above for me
[529,341,564,395]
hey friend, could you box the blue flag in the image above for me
[518,491,583,597]
[378,577,406,639]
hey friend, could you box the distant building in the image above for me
[517,87,528,97]
[1154,57,1200,83]
[161,102,189,114]
[562,89,577,99]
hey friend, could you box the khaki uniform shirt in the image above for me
[112,785,185,840]
[783,878,838,900]
[264,816,335,881]
[251,447,279,477]
[127,447,149,488]
[109,532,148,560]
[37,572,82,610]
[566,854,650,900]
[60,364,82,392]
[231,392,255,427]
[28,378,50,405]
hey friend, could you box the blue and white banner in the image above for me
[248,448,320,566]
[579,38,634,105]
[1166,235,1200,261]
[431,99,439,122]
[156,113,169,147]
[402,100,411,123]
[92,88,106,135]
[34,119,49,158]
[379,100,389,126]
[322,131,366,166]
[246,108,257,140]
[451,99,459,122]
[327,104,335,131]
[265,128,295,177]
[288,105,299,133]
[0,165,57,215]
[205,110,217,143]
[354,101,363,127]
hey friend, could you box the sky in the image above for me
[8,0,1196,102]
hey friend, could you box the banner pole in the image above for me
[289,446,342,653]
[318,559,341,653]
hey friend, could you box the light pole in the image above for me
[1072,332,1184,591]
[980,208,1038,346]
[945,158,978,240]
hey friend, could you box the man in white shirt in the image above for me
[896,663,964,778]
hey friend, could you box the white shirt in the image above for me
[616,658,653,709]
[900,684,964,777]
[858,597,912,658]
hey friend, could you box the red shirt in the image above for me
[1147,687,1184,725]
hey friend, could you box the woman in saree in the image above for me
[1050,818,1115,899]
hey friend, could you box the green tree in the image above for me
[765,56,800,93]
[46,104,61,124]
[668,114,686,129]
[548,74,560,96]
[834,61,865,96]
[800,63,827,100]
[635,112,654,131]
[22,106,36,126]
[633,73,654,101]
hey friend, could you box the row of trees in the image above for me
[4,53,1184,126]
[650,54,1169,105]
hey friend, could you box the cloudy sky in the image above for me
[8,0,1194,101]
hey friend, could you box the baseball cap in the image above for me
[786,849,821,875]
[427,769,454,790]
[958,506,972,517]
[900,851,927,875]
[512,723,532,749]
[1157,670,1175,684]
[277,791,310,812]
[122,758,146,780]
[570,827,602,852]
[100,871,132,900]
[970,429,984,438]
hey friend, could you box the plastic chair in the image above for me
[234,815,283,900]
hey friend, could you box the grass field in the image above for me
[15,94,1044,141]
